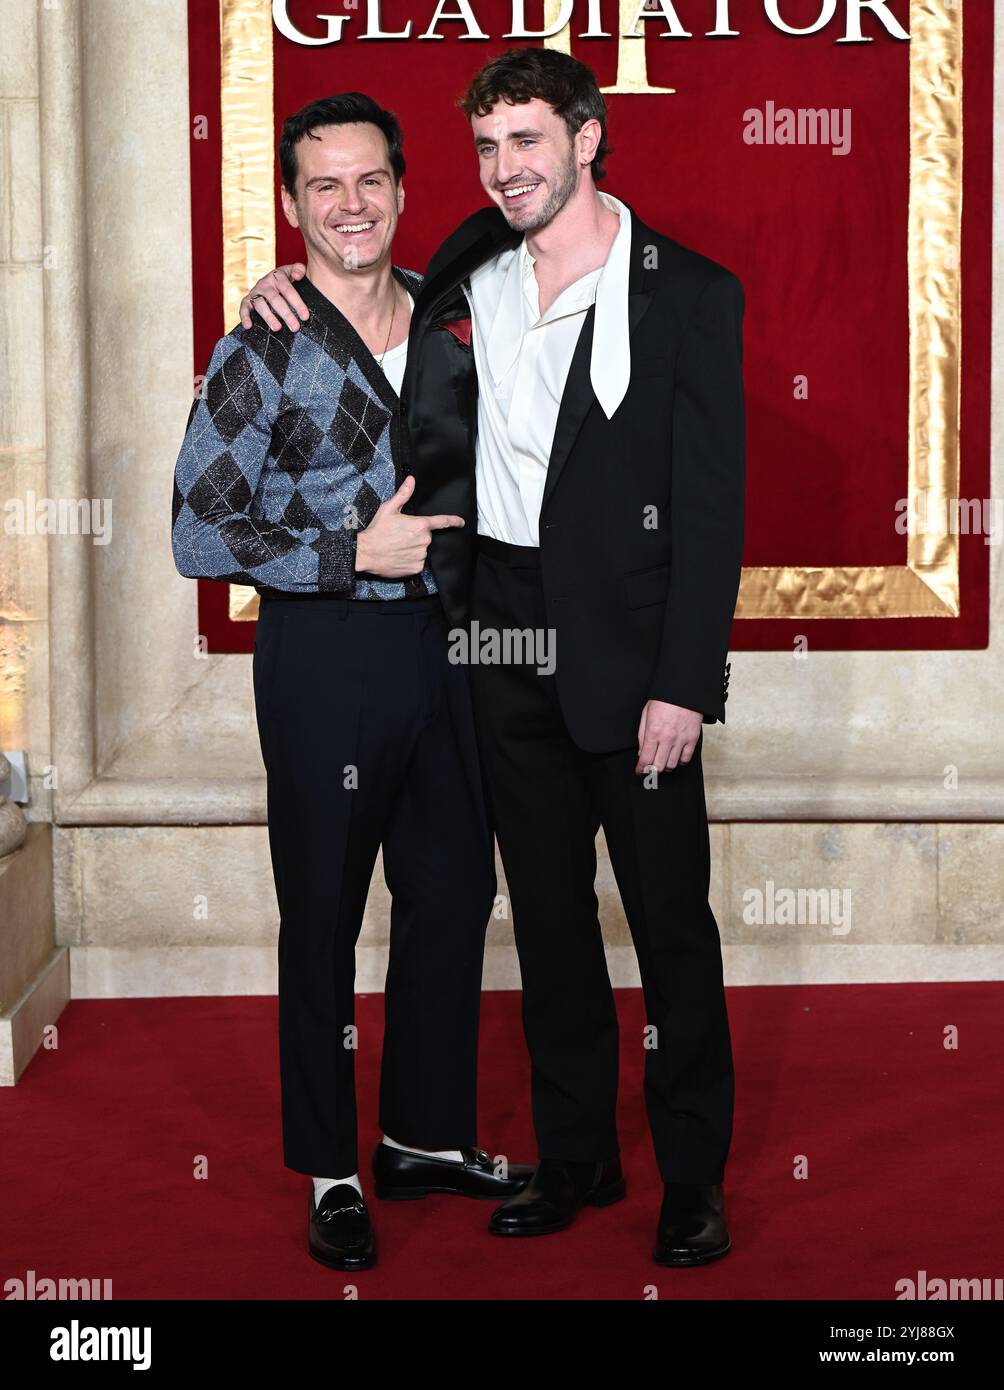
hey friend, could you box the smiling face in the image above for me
[280,121,404,272]
[471,96,586,233]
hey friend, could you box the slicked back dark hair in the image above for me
[279,93,405,196]
[457,48,610,182]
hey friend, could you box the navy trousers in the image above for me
[253,591,496,1178]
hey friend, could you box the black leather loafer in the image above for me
[372,1142,534,1200]
[488,1157,626,1236]
[653,1182,731,1266]
[308,1184,376,1271]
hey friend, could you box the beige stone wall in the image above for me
[1,1,1002,1001]
[0,4,67,1080]
[55,821,1004,997]
[0,0,47,805]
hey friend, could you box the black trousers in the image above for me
[253,591,496,1178]
[468,539,734,1184]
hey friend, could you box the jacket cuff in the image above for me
[649,700,723,724]
[648,660,730,725]
[647,685,724,724]
[315,524,358,595]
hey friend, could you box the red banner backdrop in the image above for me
[185,0,992,654]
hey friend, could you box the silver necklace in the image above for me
[377,288,398,366]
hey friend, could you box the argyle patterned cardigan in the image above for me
[171,267,436,600]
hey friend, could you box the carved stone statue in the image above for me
[0,752,27,857]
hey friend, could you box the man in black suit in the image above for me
[242,49,745,1266]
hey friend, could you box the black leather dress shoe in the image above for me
[488,1157,626,1236]
[372,1142,534,1200]
[653,1182,731,1266]
[308,1184,376,1271]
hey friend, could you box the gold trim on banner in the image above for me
[220,0,275,329]
[902,0,963,617]
[221,0,963,622]
[220,0,275,622]
[739,0,962,619]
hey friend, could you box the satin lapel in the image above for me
[540,306,596,515]
[540,287,656,515]
[414,219,521,326]
[628,286,656,337]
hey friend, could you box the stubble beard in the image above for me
[501,148,579,233]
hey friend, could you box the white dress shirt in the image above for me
[464,190,633,546]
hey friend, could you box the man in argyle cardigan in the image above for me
[171,94,531,1274]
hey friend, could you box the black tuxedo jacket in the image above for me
[399,201,746,754]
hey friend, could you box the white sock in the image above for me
[313,1173,362,1204]
[382,1134,464,1163]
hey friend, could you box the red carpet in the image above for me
[2,985,1001,1300]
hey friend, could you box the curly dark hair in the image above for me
[457,48,610,182]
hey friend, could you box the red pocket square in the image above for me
[435,316,473,347]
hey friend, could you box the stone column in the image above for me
[0,1,66,1085]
